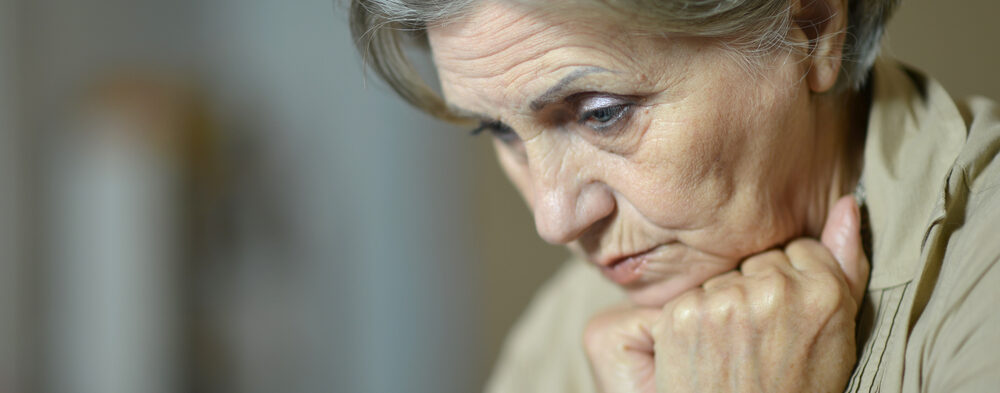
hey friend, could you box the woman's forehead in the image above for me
[427,1,668,113]
[427,1,640,61]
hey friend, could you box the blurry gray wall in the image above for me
[885,0,1000,101]
[1,0,25,392]
[24,1,200,392]
[197,1,481,392]
[21,1,483,393]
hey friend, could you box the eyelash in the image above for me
[578,103,631,132]
[470,120,519,143]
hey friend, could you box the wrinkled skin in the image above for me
[583,197,868,392]
[427,0,867,391]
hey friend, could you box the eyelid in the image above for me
[570,94,635,131]
[576,95,626,112]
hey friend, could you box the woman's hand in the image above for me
[584,196,869,393]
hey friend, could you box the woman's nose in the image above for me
[532,179,616,245]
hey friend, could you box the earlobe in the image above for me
[807,52,842,93]
[792,0,848,93]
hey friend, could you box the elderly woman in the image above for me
[350,0,1000,392]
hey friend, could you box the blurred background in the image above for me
[0,0,997,392]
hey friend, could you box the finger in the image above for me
[701,270,743,291]
[740,249,793,277]
[820,195,870,305]
[784,238,837,273]
[583,306,660,393]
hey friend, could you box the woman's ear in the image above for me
[791,0,848,93]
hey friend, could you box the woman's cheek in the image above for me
[625,115,736,229]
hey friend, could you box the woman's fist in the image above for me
[584,196,869,393]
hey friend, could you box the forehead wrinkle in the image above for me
[431,2,662,119]
[429,2,550,62]
[432,3,623,78]
[478,34,640,100]
[442,40,631,100]
[434,19,544,63]
[437,46,591,116]
[434,21,580,84]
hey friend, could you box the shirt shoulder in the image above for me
[848,61,1000,392]
[929,93,1000,302]
[954,95,1000,193]
[484,259,626,393]
[901,94,1000,392]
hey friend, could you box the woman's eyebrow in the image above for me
[529,66,612,111]
[444,66,613,121]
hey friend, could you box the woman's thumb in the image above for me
[820,196,870,306]
[583,306,659,393]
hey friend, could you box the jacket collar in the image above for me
[861,58,968,289]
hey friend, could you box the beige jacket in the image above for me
[484,58,1000,393]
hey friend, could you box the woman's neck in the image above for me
[803,84,871,238]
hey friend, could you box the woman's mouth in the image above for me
[598,250,654,285]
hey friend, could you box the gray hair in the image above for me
[350,0,900,123]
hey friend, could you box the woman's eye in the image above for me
[576,96,632,132]
[582,105,626,124]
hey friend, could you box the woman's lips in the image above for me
[599,254,649,285]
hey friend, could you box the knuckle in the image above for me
[702,274,725,289]
[804,275,844,315]
[786,238,827,260]
[670,292,702,332]
[741,250,789,276]
[754,249,788,263]
[706,286,745,323]
[787,238,819,250]
[703,271,739,290]
[812,268,843,292]
[742,256,777,274]
[784,239,807,255]
[756,272,790,312]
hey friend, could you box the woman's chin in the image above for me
[619,255,739,307]
[624,277,701,308]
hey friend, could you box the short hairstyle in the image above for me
[350,0,900,122]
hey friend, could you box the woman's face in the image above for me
[428,1,823,307]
